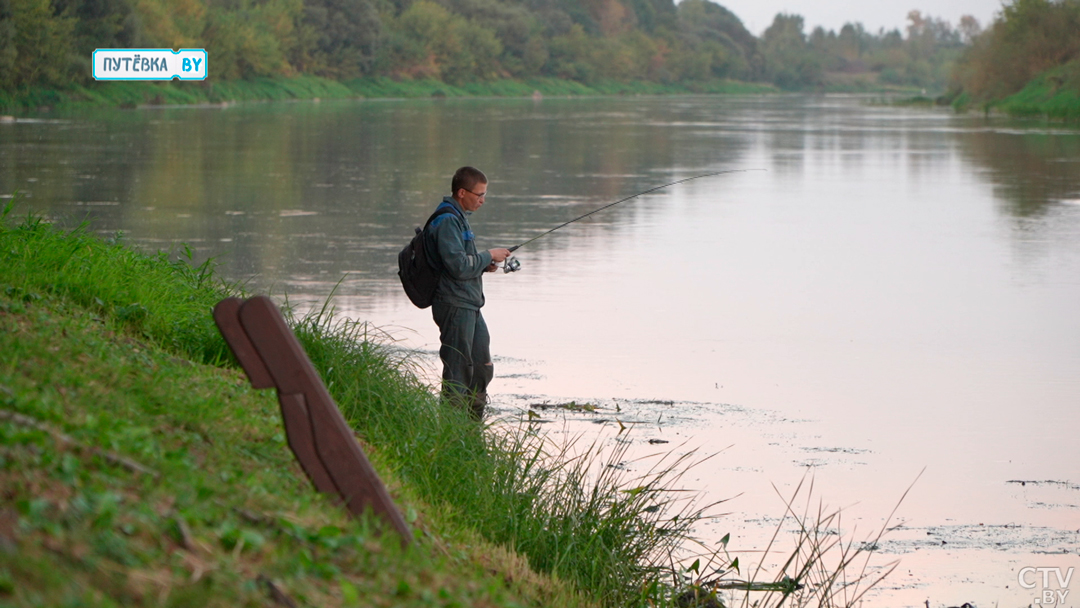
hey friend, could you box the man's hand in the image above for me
[488,248,512,263]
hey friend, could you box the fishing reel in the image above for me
[504,256,521,273]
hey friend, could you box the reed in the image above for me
[288,299,714,605]
[671,470,914,608]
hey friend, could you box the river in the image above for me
[3,94,1078,607]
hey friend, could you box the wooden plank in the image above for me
[217,297,337,496]
[277,393,341,500]
[212,297,275,389]
[216,296,411,543]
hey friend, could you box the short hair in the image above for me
[451,166,487,196]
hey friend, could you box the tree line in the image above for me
[949,0,1080,104]
[1,0,984,94]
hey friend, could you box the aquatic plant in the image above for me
[670,470,915,608]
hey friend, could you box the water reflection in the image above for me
[957,125,1080,217]
[2,98,757,296]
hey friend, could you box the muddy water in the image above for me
[3,95,1079,607]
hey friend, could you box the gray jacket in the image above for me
[428,196,492,310]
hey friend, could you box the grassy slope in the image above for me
[0,75,777,112]
[0,218,593,606]
[0,293,584,607]
[994,59,1080,121]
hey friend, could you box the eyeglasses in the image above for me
[463,188,487,199]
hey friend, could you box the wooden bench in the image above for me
[213,296,411,543]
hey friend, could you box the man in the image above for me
[426,166,511,419]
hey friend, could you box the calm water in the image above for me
[3,95,1079,606]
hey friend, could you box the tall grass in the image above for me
[289,303,712,605]
[0,203,233,363]
[671,471,913,608]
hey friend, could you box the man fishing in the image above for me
[427,166,511,419]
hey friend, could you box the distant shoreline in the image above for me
[0,75,774,112]
[0,75,942,113]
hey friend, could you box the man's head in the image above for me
[451,166,487,212]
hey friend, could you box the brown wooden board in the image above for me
[213,296,412,543]
[213,297,275,389]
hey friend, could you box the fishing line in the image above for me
[501,168,763,272]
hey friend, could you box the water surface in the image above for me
[3,95,1079,607]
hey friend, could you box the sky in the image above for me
[705,0,1007,36]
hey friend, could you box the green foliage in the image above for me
[953,0,1080,102]
[0,0,982,99]
[761,13,821,89]
[674,0,759,81]
[2,0,75,88]
[0,287,588,608]
[994,59,1080,120]
[294,0,381,78]
[0,209,235,364]
[203,0,303,80]
[376,0,503,83]
[52,0,136,57]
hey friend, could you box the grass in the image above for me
[0,76,359,111]
[946,60,1080,122]
[0,199,902,607]
[0,284,591,607]
[668,470,916,608]
[994,60,1080,122]
[0,75,777,112]
[0,209,229,365]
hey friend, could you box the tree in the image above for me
[300,0,381,77]
[380,0,502,82]
[954,0,1080,100]
[2,0,75,88]
[958,14,981,44]
[674,0,759,80]
[761,12,820,88]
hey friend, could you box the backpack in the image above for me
[397,203,461,309]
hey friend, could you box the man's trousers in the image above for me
[432,302,493,419]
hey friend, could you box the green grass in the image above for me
[288,306,711,605]
[994,60,1080,121]
[0,76,359,111]
[946,60,1080,121]
[340,76,776,98]
[0,284,589,607]
[1,75,776,112]
[0,211,229,365]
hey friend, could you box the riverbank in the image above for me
[948,60,1080,122]
[992,59,1080,121]
[0,75,777,112]
[0,207,710,606]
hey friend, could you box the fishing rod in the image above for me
[501,168,761,273]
